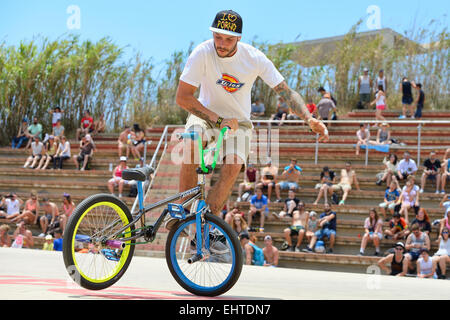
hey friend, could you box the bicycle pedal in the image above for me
[167,203,187,219]
[101,249,121,262]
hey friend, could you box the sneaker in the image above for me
[441,190,446,194]
[376,179,382,186]
[295,247,301,253]
[271,212,280,219]
[374,251,379,256]
[236,197,242,202]
[358,252,364,256]
[435,190,441,194]
[38,233,46,238]
[438,274,446,280]
[398,115,406,119]
[338,200,345,206]
[164,218,178,231]
[287,246,295,252]
[331,193,339,205]
[275,198,282,203]
[302,247,313,253]
[326,248,333,254]
[419,189,424,194]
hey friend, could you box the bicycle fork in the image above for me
[187,199,210,264]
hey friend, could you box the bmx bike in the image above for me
[62,127,243,297]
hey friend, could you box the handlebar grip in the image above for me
[177,131,199,140]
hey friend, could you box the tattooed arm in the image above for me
[273,81,329,142]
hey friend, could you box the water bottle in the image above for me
[109,163,113,171]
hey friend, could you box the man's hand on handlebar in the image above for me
[221,118,239,132]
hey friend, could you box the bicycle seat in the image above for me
[122,166,154,182]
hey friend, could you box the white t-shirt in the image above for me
[5,198,20,215]
[397,158,418,175]
[31,141,44,156]
[59,141,71,157]
[180,39,284,121]
[435,238,450,256]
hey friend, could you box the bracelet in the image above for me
[215,116,223,128]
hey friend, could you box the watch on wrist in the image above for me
[215,116,224,128]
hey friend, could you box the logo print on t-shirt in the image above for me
[216,74,244,93]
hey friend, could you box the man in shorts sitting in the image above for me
[405,223,431,272]
[331,162,360,205]
[303,203,337,253]
[247,188,269,231]
[274,158,301,203]
[256,159,278,202]
[277,189,300,218]
[283,201,308,252]
[262,235,279,267]
[420,151,441,194]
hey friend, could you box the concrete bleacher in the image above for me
[1,109,449,275]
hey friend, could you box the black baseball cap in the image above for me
[210,10,243,37]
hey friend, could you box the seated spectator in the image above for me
[397,151,418,181]
[303,203,336,253]
[377,242,408,276]
[93,113,106,134]
[376,153,399,186]
[439,156,449,194]
[37,136,59,170]
[42,234,54,251]
[72,135,94,171]
[59,193,75,235]
[313,166,336,205]
[108,157,132,198]
[370,122,392,146]
[355,123,370,156]
[0,224,12,247]
[12,118,29,149]
[270,96,289,126]
[49,106,64,128]
[432,227,449,279]
[359,208,383,256]
[237,163,258,202]
[76,109,94,140]
[25,117,43,149]
[11,221,34,248]
[37,197,60,237]
[316,94,336,128]
[420,151,441,194]
[410,207,432,235]
[277,189,300,219]
[52,229,63,251]
[10,191,39,224]
[230,213,248,236]
[52,119,65,138]
[384,212,410,240]
[438,193,450,228]
[256,159,278,201]
[117,126,132,158]
[130,123,146,161]
[224,202,245,225]
[416,249,437,279]
[274,159,301,202]
[306,211,319,243]
[331,162,361,206]
[305,98,318,119]
[262,235,279,267]
[247,188,269,231]
[250,98,265,118]
[0,193,23,221]
[405,223,431,271]
[379,180,401,221]
[396,175,420,224]
[239,232,264,266]
[23,136,45,169]
[53,136,71,170]
[283,201,308,252]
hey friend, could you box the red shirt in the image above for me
[81,117,93,129]
[306,103,317,114]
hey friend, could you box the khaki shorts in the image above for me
[184,115,253,165]
[332,182,352,192]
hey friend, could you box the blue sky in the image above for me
[1,0,448,71]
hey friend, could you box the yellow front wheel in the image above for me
[63,194,135,290]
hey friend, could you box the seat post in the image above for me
[137,181,144,211]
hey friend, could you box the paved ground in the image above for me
[0,247,448,300]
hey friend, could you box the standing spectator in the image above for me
[413,83,425,120]
[438,193,450,222]
[331,162,361,206]
[37,197,60,237]
[313,166,336,205]
[397,151,418,181]
[0,193,23,221]
[358,67,372,109]
[399,77,414,119]
[37,136,59,170]
[11,119,30,149]
[432,227,449,279]
[49,107,64,128]
[377,242,409,276]
[53,136,71,170]
[76,110,94,141]
[318,87,338,120]
[23,136,45,169]
[405,223,431,271]
[396,175,420,224]
[384,212,409,240]
[10,191,39,224]
[25,117,43,148]
[0,224,12,247]
[270,96,289,126]
[93,113,106,134]
[379,181,401,221]
[11,221,34,248]
[416,249,437,279]
[256,159,278,201]
[370,85,387,122]
[107,157,132,198]
[303,203,336,253]
[230,213,248,236]
[274,159,302,202]
[250,98,265,118]
[237,163,258,202]
[305,211,319,243]
[277,189,300,219]
[117,126,132,158]
[375,69,387,93]
[355,123,371,156]
[130,123,146,161]
[72,135,94,171]
[359,208,383,256]
[247,188,269,231]
[262,235,279,267]
[283,201,308,252]
[239,232,264,266]
[305,98,318,119]
[52,119,65,138]
[420,151,441,194]
[316,94,336,127]
[377,153,398,186]
[440,157,450,194]
[59,193,75,235]
[410,208,432,235]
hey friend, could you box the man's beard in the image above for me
[215,42,238,57]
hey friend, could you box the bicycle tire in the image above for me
[165,212,243,296]
[63,193,136,290]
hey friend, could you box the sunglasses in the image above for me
[394,247,403,251]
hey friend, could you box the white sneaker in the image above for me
[419,189,424,193]
[38,233,46,238]
[435,190,441,194]
[236,197,242,202]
